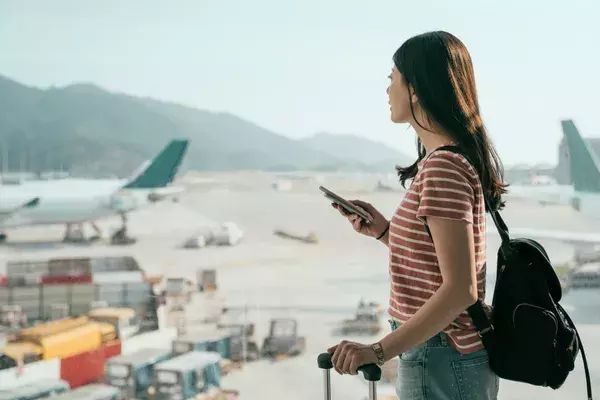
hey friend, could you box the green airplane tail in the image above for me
[561,119,600,193]
[123,139,189,189]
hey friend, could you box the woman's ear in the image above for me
[410,85,419,104]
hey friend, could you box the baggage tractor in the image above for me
[317,352,381,400]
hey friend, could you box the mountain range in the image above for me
[0,75,411,177]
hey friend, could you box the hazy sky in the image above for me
[1,0,598,165]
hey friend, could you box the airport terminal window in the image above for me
[0,3,597,400]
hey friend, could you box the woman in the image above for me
[328,31,506,399]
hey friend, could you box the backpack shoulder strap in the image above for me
[557,304,593,400]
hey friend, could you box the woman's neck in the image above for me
[411,120,455,155]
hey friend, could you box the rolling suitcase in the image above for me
[317,352,382,400]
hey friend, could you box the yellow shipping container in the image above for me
[97,321,117,343]
[1,341,43,361]
[35,322,102,360]
[20,316,89,341]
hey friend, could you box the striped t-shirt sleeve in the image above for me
[415,153,475,224]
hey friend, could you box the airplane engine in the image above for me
[147,192,162,203]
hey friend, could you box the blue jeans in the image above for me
[390,320,499,400]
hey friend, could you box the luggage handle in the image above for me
[317,352,381,400]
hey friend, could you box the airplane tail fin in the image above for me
[123,139,189,189]
[561,119,600,193]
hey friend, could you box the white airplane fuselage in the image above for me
[0,180,151,228]
[0,139,189,233]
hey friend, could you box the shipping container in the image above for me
[41,275,93,284]
[1,340,122,391]
[6,260,49,279]
[105,347,169,399]
[20,316,89,341]
[6,256,140,280]
[102,340,122,360]
[60,346,105,389]
[91,256,140,273]
[40,285,71,318]
[0,289,8,308]
[152,351,222,399]
[49,258,92,277]
[10,287,39,319]
[0,282,152,325]
[92,271,143,284]
[97,322,119,343]
[34,323,102,360]
[0,341,43,366]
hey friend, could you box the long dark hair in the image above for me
[394,31,507,211]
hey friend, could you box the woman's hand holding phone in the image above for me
[332,199,389,239]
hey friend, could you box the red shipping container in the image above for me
[0,275,6,286]
[41,275,92,284]
[60,346,105,388]
[103,340,122,360]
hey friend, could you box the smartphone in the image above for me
[318,186,371,221]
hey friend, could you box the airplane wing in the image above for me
[0,197,40,224]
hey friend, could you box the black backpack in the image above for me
[426,146,592,399]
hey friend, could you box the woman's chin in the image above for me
[390,113,404,124]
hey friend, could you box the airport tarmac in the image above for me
[1,175,599,399]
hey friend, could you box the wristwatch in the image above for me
[371,342,385,366]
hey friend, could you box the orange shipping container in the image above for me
[60,346,105,388]
[102,340,122,359]
[34,323,102,360]
[20,316,89,341]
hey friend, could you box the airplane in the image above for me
[0,139,189,243]
[492,119,600,252]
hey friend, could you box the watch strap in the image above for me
[371,342,385,366]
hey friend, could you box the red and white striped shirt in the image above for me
[387,149,488,354]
